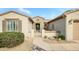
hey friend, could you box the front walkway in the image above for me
[33,37,54,51]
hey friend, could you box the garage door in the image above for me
[73,20,79,40]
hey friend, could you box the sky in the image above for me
[0,8,73,20]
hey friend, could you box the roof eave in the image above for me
[47,14,66,24]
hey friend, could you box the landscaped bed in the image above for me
[0,32,24,48]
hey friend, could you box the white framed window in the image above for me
[2,19,22,32]
[7,20,17,32]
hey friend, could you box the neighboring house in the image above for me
[47,15,66,39]
[48,10,79,41]
[0,10,79,41]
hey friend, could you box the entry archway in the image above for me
[36,23,40,31]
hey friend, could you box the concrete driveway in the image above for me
[33,37,79,51]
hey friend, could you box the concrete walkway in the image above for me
[33,37,55,51]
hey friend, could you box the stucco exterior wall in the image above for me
[48,18,66,36]
[65,11,79,41]
[0,12,33,38]
[0,17,2,32]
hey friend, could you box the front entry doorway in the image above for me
[36,23,40,31]
[35,23,41,37]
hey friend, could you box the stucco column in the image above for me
[31,29,34,38]
[42,29,45,37]
[66,19,73,41]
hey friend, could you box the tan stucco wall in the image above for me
[0,12,33,39]
[48,18,66,36]
[65,11,79,41]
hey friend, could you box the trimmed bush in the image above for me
[0,32,24,48]
[58,35,65,40]
[53,35,65,40]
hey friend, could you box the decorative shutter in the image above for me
[17,20,22,32]
[2,20,6,32]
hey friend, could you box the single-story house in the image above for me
[0,11,34,39]
[0,10,79,41]
[48,10,79,41]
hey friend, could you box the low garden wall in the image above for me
[29,29,57,39]
[42,29,57,38]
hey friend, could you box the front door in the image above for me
[36,23,40,31]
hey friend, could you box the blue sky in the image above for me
[0,8,73,19]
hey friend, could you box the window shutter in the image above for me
[2,20,6,32]
[17,20,22,32]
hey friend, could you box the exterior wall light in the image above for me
[68,20,72,24]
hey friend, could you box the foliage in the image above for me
[58,35,65,40]
[0,32,24,48]
[54,35,65,40]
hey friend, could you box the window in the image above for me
[2,19,22,32]
[7,20,16,32]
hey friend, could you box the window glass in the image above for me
[8,20,16,32]
[52,24,54,30]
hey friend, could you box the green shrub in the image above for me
[58,35,65,40]
[53,35,65,40]
[0,32,24,48]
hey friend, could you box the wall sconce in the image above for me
[68,20,72,24]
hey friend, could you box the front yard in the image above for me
[0,37,79,51]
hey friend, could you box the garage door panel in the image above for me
[73,20,79,40]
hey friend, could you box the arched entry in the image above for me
[36,23,40,31]
[33,16,45,33]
